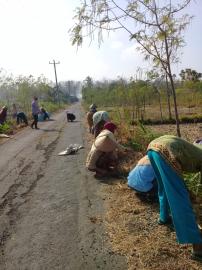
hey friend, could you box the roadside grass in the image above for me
[0,122,12,134]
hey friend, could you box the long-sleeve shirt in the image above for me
[31,100,40,115]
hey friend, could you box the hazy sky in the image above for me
[0,0,201,82]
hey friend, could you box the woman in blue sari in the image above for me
[147,135,202,260]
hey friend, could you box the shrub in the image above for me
[0,122,11,134]
[124,122,162,152]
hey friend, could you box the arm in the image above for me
[108,132,126,151]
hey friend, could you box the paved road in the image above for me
[0,104,126,270]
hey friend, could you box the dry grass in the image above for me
[148,123,202,142]
[102,182,202,270]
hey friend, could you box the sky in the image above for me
[0,0,201,82]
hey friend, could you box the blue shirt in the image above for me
[127,164,155,192]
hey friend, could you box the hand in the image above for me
[124,147,131,152]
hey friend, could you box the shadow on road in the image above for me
[40,128,60,132]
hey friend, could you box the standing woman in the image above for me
[92,111,110,138]
[147,135,202,260]
[31,97,40,129]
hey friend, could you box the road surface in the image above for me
[0,104,126,270]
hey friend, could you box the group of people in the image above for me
[86,104,202,261]
[30,96,50,129]
[0,96,50,130]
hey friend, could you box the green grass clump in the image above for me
[125,122,162,152]
[184,172,202,197]
[0,122,11,134]
[40,101,66,113]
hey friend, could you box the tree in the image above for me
[70,0,193,136]
[180,69,202,82]
[82,76,94,102]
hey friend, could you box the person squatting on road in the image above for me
[40,106,50,121]
[12,104,28,126]
[86,122,127,178]
[31,97,40,129]
[86,104,97,133]
[0,106,8,125]
[147,135,202,260]
[66,111,76,122]
[92,110,110,138]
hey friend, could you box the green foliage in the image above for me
[184,172,202,197]
[126,122,162,152]
[180,68,202,82]
[40,101,65,113]
[0,122,11,134]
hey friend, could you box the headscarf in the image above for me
[89,104,97,110]
[90,107,97,113]
[93,111,110,126]
[103,122,117,133]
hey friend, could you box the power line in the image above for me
[49,60,60,104]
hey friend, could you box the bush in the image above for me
[125,122,162,152]
[40,101,65,113]
[180,115,202,123]
[0,122,12,134]
[184,172,202,197]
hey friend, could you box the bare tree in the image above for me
[70,0,193,136]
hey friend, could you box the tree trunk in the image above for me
[165,74,172,120]
[168,71,181,137]
[157,90,163,123]
[164,36,181,137]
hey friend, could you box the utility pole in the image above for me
[49,60,60,104]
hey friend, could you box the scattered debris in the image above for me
[0,134,10,138]
[58,144,84,156]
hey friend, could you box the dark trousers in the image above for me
[31,114,38,128]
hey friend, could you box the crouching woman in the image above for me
[86,122,126,177]
[147,135,202,260]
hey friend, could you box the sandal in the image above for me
[191,252,202,262]
[158,216,172,225]
[158,217,174,231]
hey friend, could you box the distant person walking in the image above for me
[31,97,40,129]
